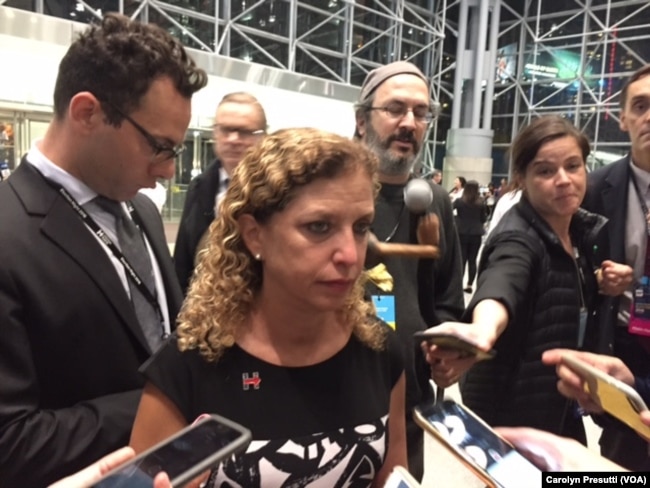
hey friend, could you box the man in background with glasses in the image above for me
[0,13,206,486]
[174,92,267,294]
[354,61,464,480]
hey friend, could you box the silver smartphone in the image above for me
[414,400,540,488]
[92,414,251,487]
[561,353,650,438]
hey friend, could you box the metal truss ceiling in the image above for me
[7,0,650,171]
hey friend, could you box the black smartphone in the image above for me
[92,414,251,488]
[413,331,496,360]
[414,400,540,488]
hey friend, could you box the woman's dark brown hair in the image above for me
[461,180,481,205]
[510,115,590,184]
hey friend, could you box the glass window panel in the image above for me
[492,114,515,145]
[148,8,215,52]
[350,63,371,87]
[42,0,102,23]
[354,7,393,36]
[433,115,450,144]
[406,0,436,9]
[296,7,346,51]
[352,22,398,64]
[294,49,344,82]
[227,0,289,37]
[612,38,650,67]
[228,29,288,68]
[593,110,629,146]
[3,0,34,14]
[403,6,436,28]
[536,14,592,40]
[400,24,438,73]
[399,50,432,74]
[159,0,214,15]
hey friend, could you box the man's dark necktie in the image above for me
[94,196,162,351]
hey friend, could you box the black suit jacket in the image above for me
[0,160,183,486]
[583,155,650,470]
[173,160,222,293]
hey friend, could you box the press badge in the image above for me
[372,295,395,330]
[629,276,650,337]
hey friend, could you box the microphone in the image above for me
[365,179,440,268]
[405,178,440,253]
[404,178,433,214]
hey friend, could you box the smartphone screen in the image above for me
[415,400,540,488]
[383,466,421,488]
[93,415,251,488]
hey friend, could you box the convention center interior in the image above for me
[1,1,650,487]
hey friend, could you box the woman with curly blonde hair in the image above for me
[130,127,407,487]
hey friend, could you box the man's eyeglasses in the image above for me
[213,124,265,140]
[368,101,438,124]
[102,100,186,162]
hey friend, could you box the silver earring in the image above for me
[254,253,261,261]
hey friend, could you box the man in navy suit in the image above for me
[0,14,206,486]
[582,64,650,470]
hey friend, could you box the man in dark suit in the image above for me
[0,14,207,486]
[174,92,267,293]
[582,64,650,470]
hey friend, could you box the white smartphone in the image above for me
[561,353,650,438]
[414,400,541,488]
[92,414,251,487]
[383,466,422,488]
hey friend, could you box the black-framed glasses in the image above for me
[213,124,265,140]
[102,100,186,162]
[368,101,438,124]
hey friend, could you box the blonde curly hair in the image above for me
[177,127,384,362]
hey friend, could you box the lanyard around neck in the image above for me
[35,168,166,332]
[630,170,650,237]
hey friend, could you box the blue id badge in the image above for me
[372,295,395,330]
[629,276,650,337]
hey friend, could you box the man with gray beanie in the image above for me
[355,61,464,479]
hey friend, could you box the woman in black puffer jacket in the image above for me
[422,115,633,443]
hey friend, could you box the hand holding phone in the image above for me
[561,354,650,439]
[414,400,540,488]
[414,331,496,361]
[92,414,251,488]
